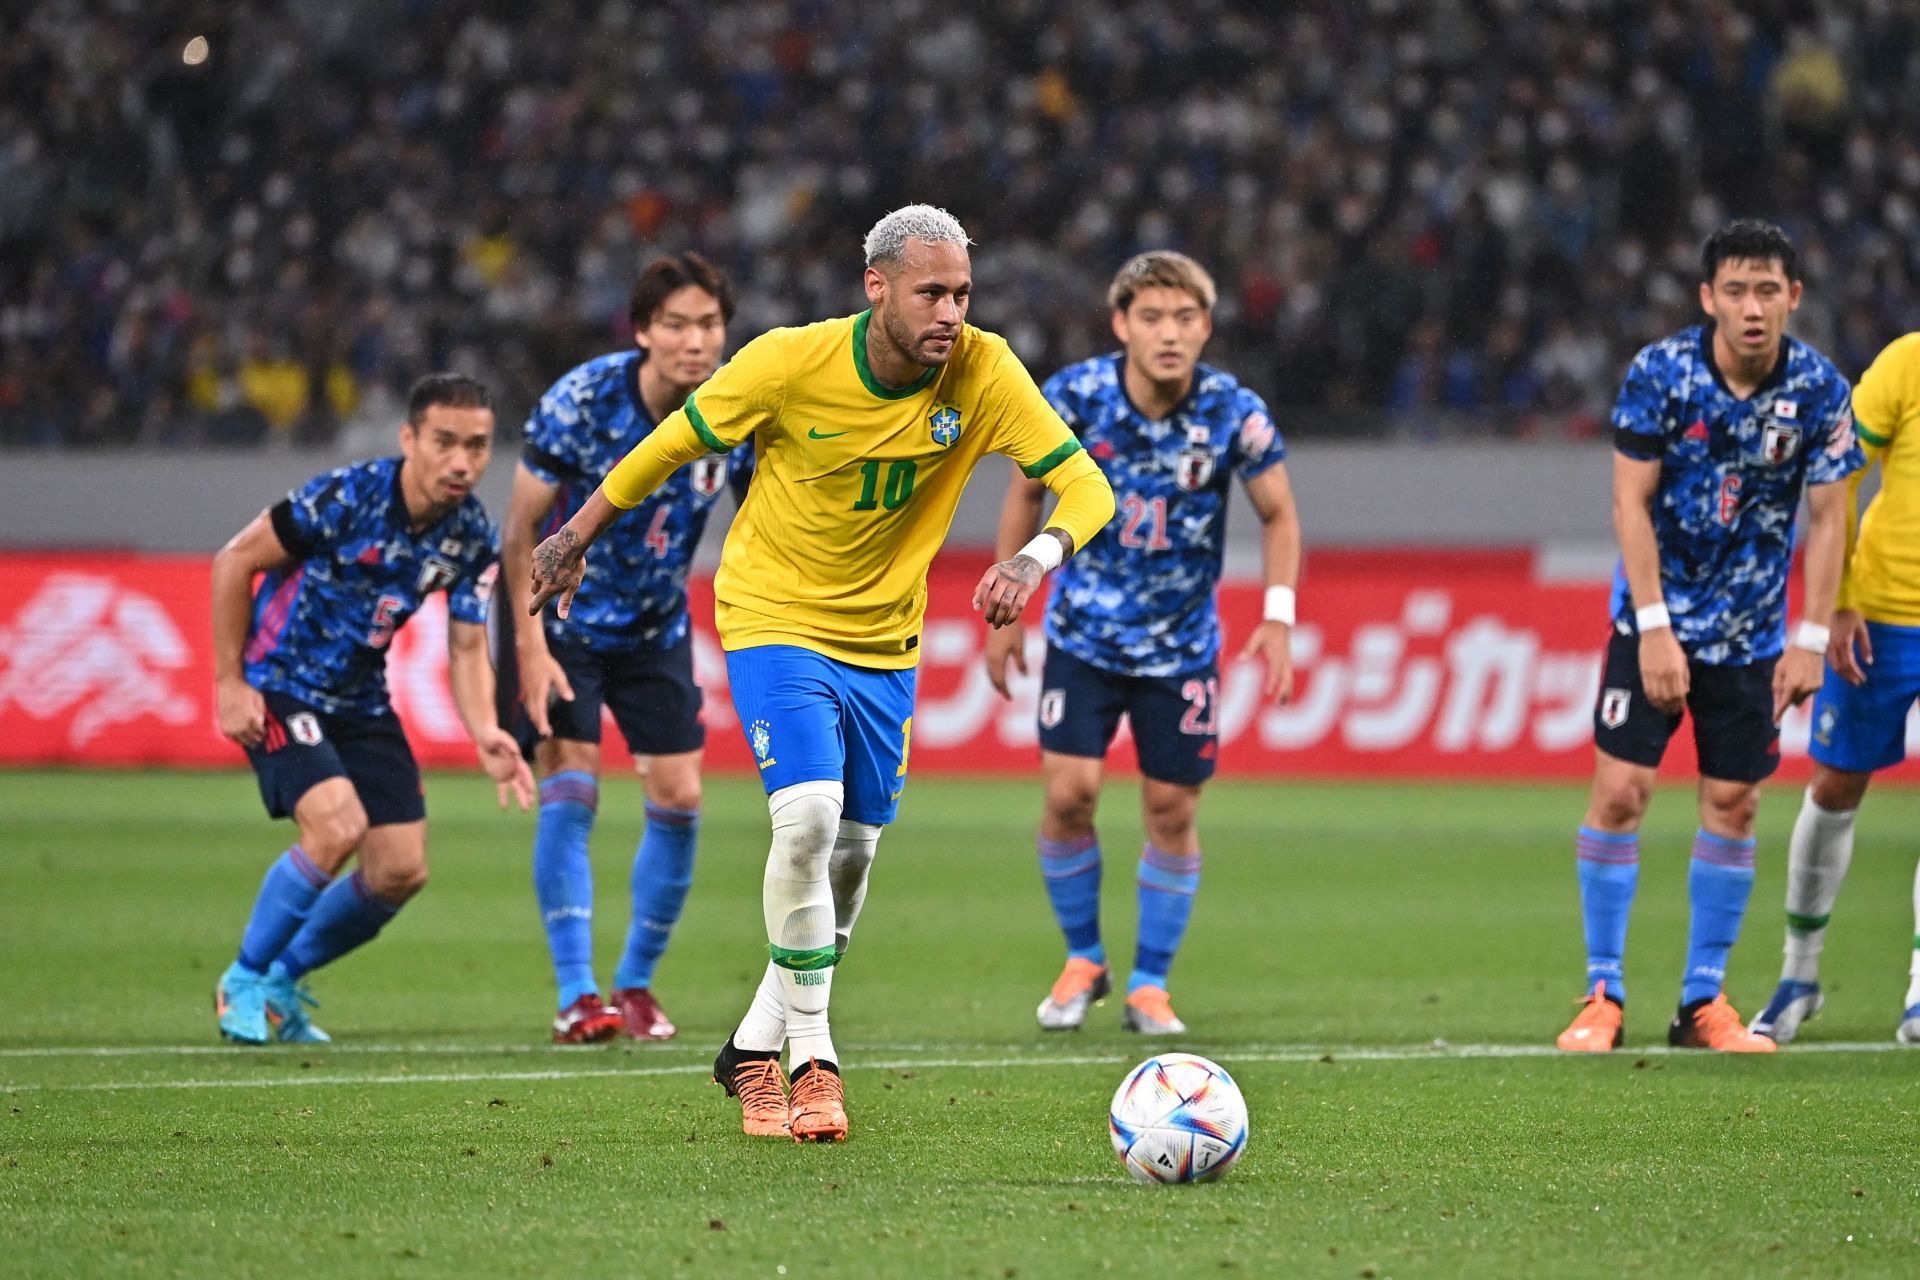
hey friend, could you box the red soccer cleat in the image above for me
[551,993,622,1045]
[612,987,677,1040]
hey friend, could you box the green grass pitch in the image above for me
[3,768,1919,1278]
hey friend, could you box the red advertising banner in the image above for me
[2,550,1914,782]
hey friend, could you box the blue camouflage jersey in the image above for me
[245,456,500,715]
[1041,354,1286,677]
[1610,323,1862,665]
[522,351,752,653]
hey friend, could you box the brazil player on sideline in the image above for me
[212,374,535,1044]
[528,205,1115,1141]
[982,252,1300,1036]
[1753,331,1920,1047]
[501,254,752,1045]
[1557,220,1861,1055]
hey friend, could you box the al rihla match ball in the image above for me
[1108,1052,1248,1184]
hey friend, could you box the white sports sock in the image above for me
[1782,789,1857,983]
[759,781,842,1068]
[830,819,882,956]
[732,962,788,1054]
[1906,859,1920,1011]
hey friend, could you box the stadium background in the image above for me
[2,0,1918,781]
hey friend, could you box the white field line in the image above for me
[0,1040,1907,1094]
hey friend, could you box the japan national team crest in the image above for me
[1175,424,1217,492]
[287,712,324,747]
[416,556,460,594]
[689,455,726,499]
[929,404,962,448]
[1039,689,1065,729]
[1762,421,1802,466]
[1599,687,1631,730]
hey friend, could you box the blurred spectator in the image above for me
[2,0,1918,448]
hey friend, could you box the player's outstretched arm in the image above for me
[210,511,296,747]
[502,465,575,735]
[982,472,1048,696]
[447,619,535,810]
[1775,478,1851,721]
[1237,464,1301,704]
[1613,453,1688,712]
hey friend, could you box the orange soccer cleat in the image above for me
[1556,982,1624,1052]
[1036,958,1112,1031]
[713,1040,792,1138]
[787,1059,849,1143]
[1669,994,1777,1053]
[1121,985,1187,1036]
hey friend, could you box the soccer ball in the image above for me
[1108,1052,1248,1184]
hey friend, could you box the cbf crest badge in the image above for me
[929,404,962,448]
[689,455,727,499]
[1174,422,1216,492]
[749,719,776,770]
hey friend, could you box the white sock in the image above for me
[759,781,842,1069]
[1906,859,1920,1011]
[732,962,787,1053]
[830,819,882,956]
[1782,789,1856,983]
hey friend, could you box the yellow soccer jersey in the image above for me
[1839,332,1920,625]
[602,311,1114,667]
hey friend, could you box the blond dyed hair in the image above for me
[1106,251,1217,313]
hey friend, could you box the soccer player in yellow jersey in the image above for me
[527,205,1115,1140]
[1754,332,1920,1047]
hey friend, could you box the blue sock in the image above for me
[534,771,600,1009]
[236,845,331,974]
[1131,843,1200,993]
[1575,826,1639,1004]
[1038,833,1105,965]
[279,869,400,980]
[614,803,699,990]
[1683,828,1758,1006]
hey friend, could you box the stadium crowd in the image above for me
[2,0,1917,448]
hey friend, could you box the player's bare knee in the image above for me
[300,803,369,866]
[1700,783,1760,837]
[1586,777,1650,831]
[1044,781,1099,834]
[648,776,702,814]
[1809,767,1869,813]
[364,860,428,903]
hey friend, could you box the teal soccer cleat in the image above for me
[264,964,331,1043]
[215,962,272,1045]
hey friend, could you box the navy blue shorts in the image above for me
[1592,628,1780,783]
[246,691,425,827]
[519,633,706,758]
[1036,647,1219,786]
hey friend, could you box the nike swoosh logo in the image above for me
[807,428,850,439]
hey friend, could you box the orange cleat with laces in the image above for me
[787,1058,849,1143]
[1556,982,1624,1052]
[1668,994,1777,1053]
[713,1039,792,1137]
[1037,958,1111,1031]
[1122,985,1187,1036]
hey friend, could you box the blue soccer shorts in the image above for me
[1036,647,1219,786]
[1808,620,1920,774]
[246,691,426,827]
[725,644,918,826]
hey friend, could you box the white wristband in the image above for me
[1634,602,1671,632]
[1263,585,1297,626]
[1793,621,1831,653]
[1016,532,1064,573]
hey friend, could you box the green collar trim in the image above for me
[852,310,938,400]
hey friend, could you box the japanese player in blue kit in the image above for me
[211,373,534,1044]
